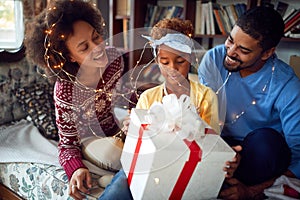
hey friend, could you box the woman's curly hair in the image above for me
[24,0,105,79]
[150,18,194,40]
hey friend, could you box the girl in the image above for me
[138,18,220,134]
[100,18,239,199]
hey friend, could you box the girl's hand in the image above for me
[69,168,92,200]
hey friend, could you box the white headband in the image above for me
[142,33,194,57]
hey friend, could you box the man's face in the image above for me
[224,25,265,72]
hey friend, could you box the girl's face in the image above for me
[66,20,108,69]
[157,44,191,87]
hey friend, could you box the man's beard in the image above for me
[223,55,259,72]
[223,55,243,72]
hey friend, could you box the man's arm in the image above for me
[219,170,296,200]
[219,177,275,200]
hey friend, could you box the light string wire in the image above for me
[41,10,200,137]
[41,17,156,109]
[216,72,231,95]
[40,10,157,139]
[219,60,275,125]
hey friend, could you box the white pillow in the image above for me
[82,137,124,172]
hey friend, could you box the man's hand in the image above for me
[69,168,92,200]
[224,145,242,178]
[220,177,277,200]
[219,178,258,200]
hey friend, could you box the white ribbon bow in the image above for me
[146,94,208,141]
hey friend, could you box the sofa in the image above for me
[0,57,117,199]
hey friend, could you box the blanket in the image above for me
[264,175,300,200]
[0,119,60,166]
[0,119,114,176]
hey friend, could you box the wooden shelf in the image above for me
[115,15,130,20]
[0,183,23,200]
[105,0,300,70]
[195,34,300,41]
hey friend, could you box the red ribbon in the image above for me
[127,124,203,199]
[205,128,217,134]
[284,184,300,198]
[127,124,148,185]
[169,139,202,200]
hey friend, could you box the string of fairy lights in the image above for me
[218,64,275,126]
[41,8,153,109]
[42,4,277,132]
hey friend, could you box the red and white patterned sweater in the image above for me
[54,47,124,179]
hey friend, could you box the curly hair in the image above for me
[150,18,194,40]
[236,6,284,51]
[24,0,105,79]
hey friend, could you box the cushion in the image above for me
[0,60,44,125]
[82,136,124,172]
[15,82,59,141]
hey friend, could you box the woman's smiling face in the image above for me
[66,20,108,69]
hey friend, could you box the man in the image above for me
[198,6,300,199]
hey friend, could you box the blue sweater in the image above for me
[198,44,300,178]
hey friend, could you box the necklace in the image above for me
[217,64,275,126]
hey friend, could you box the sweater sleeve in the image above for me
[54,80,87,180]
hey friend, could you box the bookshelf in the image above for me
[105,0,300,70]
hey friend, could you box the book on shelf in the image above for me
[202,2,211,35]
[144,4,155,27]
[283,8,298,23]
[285,22,300,38]
[287,33,300,38]
[284,10,300,33]
[234,3,246,18]
[220,5,232,34]
[208,2,215,35]
[144,4,184,28]
[224,4,238,27]
[195,1,203,35]
[276,1,289,17]
[116,0,130,16]
[201,3,207,35]
[195,1,226,35]
[212,3,227,35]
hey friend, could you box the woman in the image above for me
[25,1,125,199]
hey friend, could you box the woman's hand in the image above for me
[224,145,242,178]
[121,115,131,135]
[69,168,92,200]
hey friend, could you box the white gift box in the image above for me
[121,108,236,200]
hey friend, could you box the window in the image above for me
[0,0,24,52]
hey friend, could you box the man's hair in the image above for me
[25,0,105,78]
[236,6,284,51]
